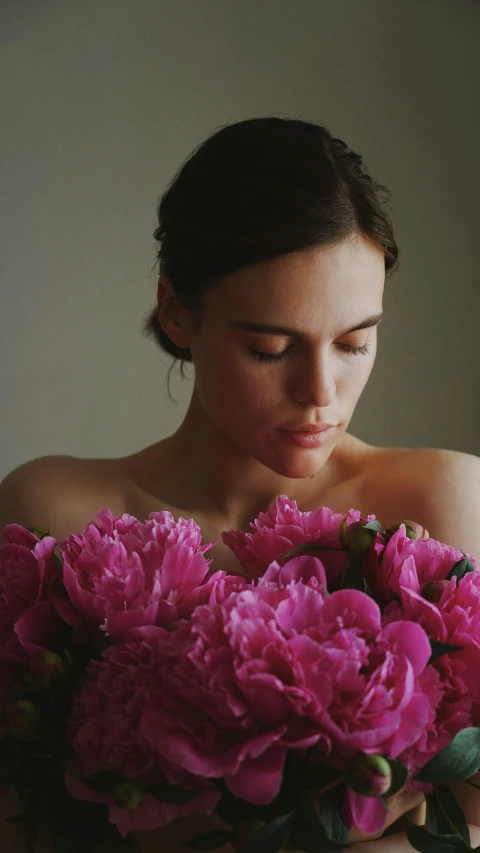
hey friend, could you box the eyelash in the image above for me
[248,343,371,363]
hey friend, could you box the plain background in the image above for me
[1,0,479,481]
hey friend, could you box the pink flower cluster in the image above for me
[65,626,221,836]
[364,524,480,780]
[0,525,62,665]
[2,495,479,841]
[0,510,244,830]
[221,497,376,583]
[59,509,244,641]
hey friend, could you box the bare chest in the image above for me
[120,461,402,577]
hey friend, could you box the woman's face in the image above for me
[188,234,385,478]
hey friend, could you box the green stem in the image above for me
[433,784,473,849]
[338,551,354,588]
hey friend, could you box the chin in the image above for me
[258,447,332,480]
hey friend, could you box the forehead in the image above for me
[206,236,385,332]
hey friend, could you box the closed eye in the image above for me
[248,342,371,363]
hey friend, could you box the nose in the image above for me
[290,350,337,408]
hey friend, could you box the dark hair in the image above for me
[144,115,399,394]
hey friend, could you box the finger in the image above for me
[384,790,425,825]
[407,797,427,826]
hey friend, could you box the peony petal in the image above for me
[224,744,287,804]
[399,587,447,641]
[64,773,220,837]
[321,589,381,632]
[397,555,420,595]
[14,601,62,656]
[105,600,176,642]
[344,788,387,835]
[389,691,433,757]
[381,621,431,676]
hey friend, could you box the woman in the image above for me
[1,116,480,851]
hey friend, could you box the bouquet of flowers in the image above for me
[1,496,480,853]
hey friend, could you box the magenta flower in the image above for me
[65,625,220,835]
[364,524,472,606]
[382,561,480,783]
[0,525,63,663]
[59,509,237,641]
[117,582,434,829]
[221,494,376,583]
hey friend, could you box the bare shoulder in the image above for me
[364,444,480,561]
[0,454,127,542]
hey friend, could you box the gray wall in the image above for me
[1,0,479,480]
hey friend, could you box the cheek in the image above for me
[194,347,279,425]
[341,353,376,399]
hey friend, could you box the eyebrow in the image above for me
[231,312,384,338]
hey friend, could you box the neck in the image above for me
[159,386,350,529]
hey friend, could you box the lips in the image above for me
[281,424,335,433]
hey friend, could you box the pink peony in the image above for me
[260,554,328,592]
[382,564,480,782]
[59,509,240,641]
[121,582,435,834]
[65,625,221,836]
[364,524,473,606]
[221,494,376,583]
[0,525,63,663]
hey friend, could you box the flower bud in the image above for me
[421,580,450,603]
[28,651,68,689]
[3,700,40,740]
[348,754,392,798]
[339,518,375,556]
[113,781,143,811]
[387,521,429,540]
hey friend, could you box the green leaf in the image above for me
[28,525,51,539]
[425,792,449,835]
[145,781,201,803]
[213,783,255,827]
[363,520,385,534]
[436,784,470,844]
[289,792,347,852]
[405,817,471,852]
[293,790,326,833]
[447,556,476,583]
[429,640,464,664]
[317,784,349,845]
[416,728,480,783]
[385,758,408,797]
[81,770,125,793]
[237,811,294,853]
[183,829,235,850]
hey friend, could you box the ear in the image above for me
[157,276,193,350]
